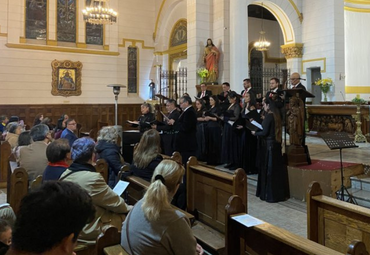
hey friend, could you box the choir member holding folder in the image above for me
[221,91,241,170]
[127,102,155,133]
[251,99,289,203]
[237,91,258,174]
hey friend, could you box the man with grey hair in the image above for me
[19,124,51,181]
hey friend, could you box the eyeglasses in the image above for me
[68,123,77,126]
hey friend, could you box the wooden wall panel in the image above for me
[0,104,142,132]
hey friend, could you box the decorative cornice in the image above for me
[119,38,155,49]
[281,43,303,59]
[288,0,303,23]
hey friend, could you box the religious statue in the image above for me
[148,79,155,100]
[287,97,304,146]
[203,38,220,83]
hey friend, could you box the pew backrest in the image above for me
[9,167,28,214]
[187,156,247,234]
[96,225,128,255]
[95,159,108,183]
[226,195,367,255]
[307,181,370,253]
[0,141,11,184]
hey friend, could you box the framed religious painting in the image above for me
[51,60,83,96]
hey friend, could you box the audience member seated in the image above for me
[19,124,51,182]
[95,126,127,188]
[43,139,71,182]
[60,137,132,241]
[41,117,54,131]
[6,181,95,255]
[0,204,16,228]
[12,131,31,168]
[121,160,203,255]
[5,123,21,150]
[0,116,8,134]
[128,129,163,182]
[0,219,11,255]
[54,114,68,140]
[7,117,19,124]
[61,118,78,147]
[33,113,43,126]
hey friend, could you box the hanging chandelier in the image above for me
[82,0,117,25]
[254,3,271,51]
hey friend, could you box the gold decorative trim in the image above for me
[169,19,187,47]
[153,0,167,41]
[51,59,82,97]
[345,86,370,93]
[76,43,87,48]
[254,2,294,43]
[103,45,109,50]
[288,0,303,23]
[0,25,7,37]
[47,40,58,46]
[20,37,27,43]
[344,6,370,12]
[6,43,120,56]
[154,43,187,56]
[119,38,155,49]
[345,0,370,5]
[281,43,304,59]
[301,58,326,74]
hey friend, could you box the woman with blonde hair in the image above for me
[128,129,163,182]
[121,160,203,255]
[95,126,126,188]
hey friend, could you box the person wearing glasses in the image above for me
[61,118,78,147]
[290,72,306,90]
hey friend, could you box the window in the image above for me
[128,47,138,93]
[85,0,103,45]
[26,0,47,40]
[57,0,76,43]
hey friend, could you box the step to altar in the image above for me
[288,160,363,201]
[338,188,370,209]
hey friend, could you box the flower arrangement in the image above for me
[197,67,209,83]
[351,94,367,104]
[314,77,333,101]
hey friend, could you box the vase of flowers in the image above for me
[197,67,209,84]
[314,77,333,102]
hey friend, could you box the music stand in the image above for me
[320,132,358,204]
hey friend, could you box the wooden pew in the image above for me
[307,181,370,253]
[186,156,247,253]
[0,141,11,187]
[9,167,28,214]
[95,159,108,183]
[96,226,129,255]
[30,175,42,190]
[225,195,368,255]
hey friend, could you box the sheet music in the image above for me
[251,120,263,130]
[113,180,130,196]
[228,120,235,126]
[127,120,139,125]
[232,214,264,227]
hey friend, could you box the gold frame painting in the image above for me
[51,60,83,97]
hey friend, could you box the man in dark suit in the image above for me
[168,96,197,166]
[218,82,232,113]
[241,78,256,98]
[197,83,213,98]
[290,72,306,90]
[153,99,181,156]
[265,77,284,110]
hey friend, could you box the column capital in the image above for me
[281,43,304,59]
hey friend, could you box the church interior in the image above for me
[1,0,370,254]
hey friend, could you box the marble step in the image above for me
[337,187,370,209]
[247,174,258,188]
[350,175,370,192]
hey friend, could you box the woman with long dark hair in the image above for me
[252,100,289,203]
[204,95,222,165]
[195,99,207,161]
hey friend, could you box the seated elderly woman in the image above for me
[43,139,71,182]
[5,122,22,150]
[60,137,132,241]
[122,160,203,255]
[95,126,127,188]
[128,129,163,182]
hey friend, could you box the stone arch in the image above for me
[251,0,301,44]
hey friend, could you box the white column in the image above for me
[344,2,370,101]
[230,0,248,90]
[7,0,23,44]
